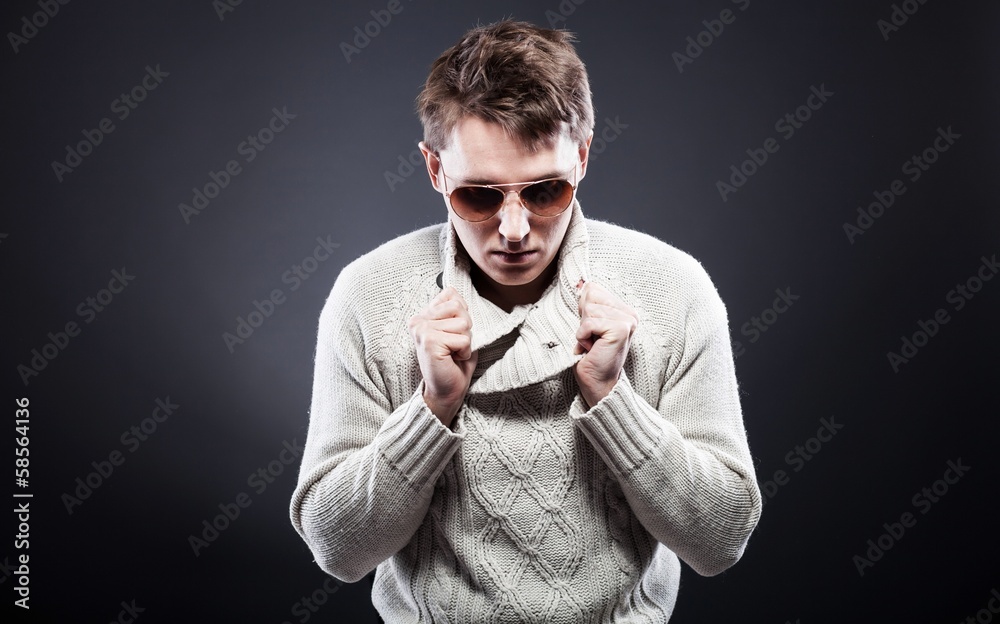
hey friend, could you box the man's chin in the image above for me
[490,272,538,288]
[473,253,557,290]
[484,262,540,287]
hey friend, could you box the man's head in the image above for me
[415,19,596,309]
[415,19,594,155]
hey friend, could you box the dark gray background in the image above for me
[2,0,998,622]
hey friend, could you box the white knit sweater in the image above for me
[289,200,762,623]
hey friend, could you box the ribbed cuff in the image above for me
[569,372,663,476]
[377,382,465,489]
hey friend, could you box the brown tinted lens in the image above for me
[522,180,573,215]
[451,186,505,220]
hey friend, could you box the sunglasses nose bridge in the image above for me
[499,187,528,209]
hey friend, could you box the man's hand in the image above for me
[407,286,478,428]
[573,280,639,409]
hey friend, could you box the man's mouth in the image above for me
[494,250,538,263]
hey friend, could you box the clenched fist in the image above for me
[407,286,478,428]
[573,280,639,409]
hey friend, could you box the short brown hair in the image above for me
[416,19,595,154]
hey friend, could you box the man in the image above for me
[290,19,761,622]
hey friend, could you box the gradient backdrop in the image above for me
[2,0,998,622]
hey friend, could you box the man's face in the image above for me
[420,116,590,307]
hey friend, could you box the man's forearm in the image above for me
[569,372,762,576]
[290,388,465,582]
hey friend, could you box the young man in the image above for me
[290,19,761,622]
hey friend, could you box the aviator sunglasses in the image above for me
[432,152,578,222]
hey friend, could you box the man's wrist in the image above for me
[423,389,459,428]
[579,372,622,410]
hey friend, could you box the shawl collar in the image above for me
[437,199,591,395]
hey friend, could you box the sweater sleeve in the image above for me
[568,266,762,577]
[289,265,465,583]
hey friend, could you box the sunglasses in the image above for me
[433,153,578,222]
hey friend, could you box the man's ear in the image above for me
[578,132,594,182]
[418,141,442,192]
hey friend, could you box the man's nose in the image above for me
[497,190,530,243]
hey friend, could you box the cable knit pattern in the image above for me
[289,200,762,623]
